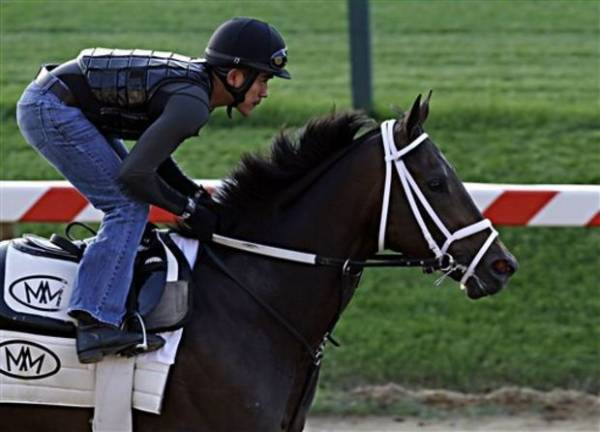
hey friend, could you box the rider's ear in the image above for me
[405,94,422,137]
[226,68,245,88]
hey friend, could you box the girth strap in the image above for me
[92,356,135,432]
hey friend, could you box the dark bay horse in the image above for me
[1,94,517,431]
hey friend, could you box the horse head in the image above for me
[209,93,517,300]
[382,92,518,298]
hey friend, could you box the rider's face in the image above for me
[236,72,272,117]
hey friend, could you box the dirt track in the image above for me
[306,414,599,431]
[306,386,600,431]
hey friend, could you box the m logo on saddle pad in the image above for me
[8,275,66,312]
[0,340,61,380]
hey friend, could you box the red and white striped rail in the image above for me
[1,180,598,227]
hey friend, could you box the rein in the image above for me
[211,234,451,272]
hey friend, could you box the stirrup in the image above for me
[124,312,148,352]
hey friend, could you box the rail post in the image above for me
[348,0,373,112]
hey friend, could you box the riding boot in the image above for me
[75,316,165,364]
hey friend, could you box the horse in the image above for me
[1,94,517,431]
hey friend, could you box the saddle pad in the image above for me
[0,232,199,413]
[0,329,169,414]
[2,230,183,324]
[3,242,78,323]
[1,230,196,335]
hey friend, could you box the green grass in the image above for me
[322,227,600,393]
[1,0,599,403]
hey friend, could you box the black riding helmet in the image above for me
[204,17,291,116]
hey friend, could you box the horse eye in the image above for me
[427,178,446,192]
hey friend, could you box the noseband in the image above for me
[378,120,498,288]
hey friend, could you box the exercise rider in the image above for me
[16,17,291,363]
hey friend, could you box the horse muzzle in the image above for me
[465,251,518,299]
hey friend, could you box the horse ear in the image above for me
[420,89,433,124]
[405,94,422,136]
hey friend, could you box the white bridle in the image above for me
[211,119,498,289]
[378,120,498,289]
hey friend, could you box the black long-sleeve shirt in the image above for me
[55,60,211,215]
[118,83,211,214]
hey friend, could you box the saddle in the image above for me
[0,225,194,337]
[0,226,198,423]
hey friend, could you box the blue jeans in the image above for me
[16,77,149,326]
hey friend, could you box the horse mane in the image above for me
[213,111,377,215]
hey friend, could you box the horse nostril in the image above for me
[492,259,515,276]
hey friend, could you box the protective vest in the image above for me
[77,48,211,138]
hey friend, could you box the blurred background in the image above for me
[1,0,598,424]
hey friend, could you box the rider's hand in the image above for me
[181,187,218,241]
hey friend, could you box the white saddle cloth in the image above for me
[0,233,199,416]
[0,329,169,414]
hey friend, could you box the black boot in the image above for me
[75,319,165,364]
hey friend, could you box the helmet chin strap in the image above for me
[214,68,259,118]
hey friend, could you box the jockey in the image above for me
[15,17,291,364]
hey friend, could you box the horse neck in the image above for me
[294,143,383,257]
[221,136,385,345]
[237,135,385,259]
